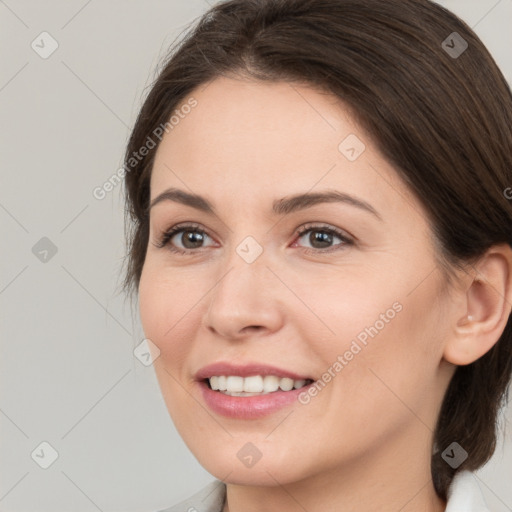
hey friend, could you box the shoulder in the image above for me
[155,479,226,512]
[445,470,490,512]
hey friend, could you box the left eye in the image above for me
[293,225,353,252]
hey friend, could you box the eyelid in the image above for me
[294,222,354,241]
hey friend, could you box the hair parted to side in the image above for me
[121,0,512,500]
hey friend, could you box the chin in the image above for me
[186,440,314,487]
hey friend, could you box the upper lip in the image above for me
[195,362,313,381]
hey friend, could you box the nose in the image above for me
[202,248,285,340]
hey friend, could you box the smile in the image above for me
[195,362,316,418]
[207,375,313,396]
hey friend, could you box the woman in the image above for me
[121,0,512,510]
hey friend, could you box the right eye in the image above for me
[155,223,217,254]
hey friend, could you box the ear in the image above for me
[443,243,512,366]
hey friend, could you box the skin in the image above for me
[138,76,512,512]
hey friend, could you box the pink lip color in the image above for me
[198,380,312,419]
[195,362,314,419]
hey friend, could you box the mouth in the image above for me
[204,375,314,396]
[195,362,316,417]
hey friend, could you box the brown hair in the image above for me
[121,0,512,499]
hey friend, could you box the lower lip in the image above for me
[198,380,312,419]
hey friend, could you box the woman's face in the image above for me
[139,77,457,486]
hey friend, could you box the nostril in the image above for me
[243,325,264,333]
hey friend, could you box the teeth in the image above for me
[293,379,306,389]
[263,375,279,392]
[208,375,311,395]
[226,376,244,392]
[244,375,263,392]
[280,378,295,391]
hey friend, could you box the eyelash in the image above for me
[154,222,354,255]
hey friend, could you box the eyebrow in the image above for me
[148,187,382,221]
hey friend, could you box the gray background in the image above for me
[1,1,511,511]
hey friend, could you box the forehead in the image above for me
[149,76,418,220]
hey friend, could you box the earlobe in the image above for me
[443,244,512,366]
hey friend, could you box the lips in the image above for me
[195,362,316,419]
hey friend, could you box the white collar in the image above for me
[445,470,490,511]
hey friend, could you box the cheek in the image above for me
[302,269,444,412]
[138,262,200,367]
[292,271,402,355]
[138,264,165,346]
[138,263,203,426]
